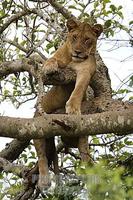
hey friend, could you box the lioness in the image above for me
[34,18,103,190]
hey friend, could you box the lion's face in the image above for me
[67,19,103,62]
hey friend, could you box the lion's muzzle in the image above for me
[72,50,88,61]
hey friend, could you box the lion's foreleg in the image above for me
[66,59,96,163]
[66,69,91,114]
[66,71,92,162]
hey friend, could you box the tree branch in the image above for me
[0,157,29,177]
[2,38,28,53]
[0,58,36,78]
[47,0,74,19]
[29,0,74,19]
[0,10,32,34]
[0,109,132,139]
[0,7,50,34]
[0,139,30,162]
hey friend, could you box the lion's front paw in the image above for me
[66,100,81,115]
[43,58,59,75]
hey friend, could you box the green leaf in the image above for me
[92,136,100,144]
[104,0,111,3]
[68,5,77,10]
[129,21,133,25]
[30,151,35,158]
[0,173,3,179]
[78,3,85,8]
[21,153,27,163]
[117,89,130,94]
[118,5,123,10]
[118,11,124,19]
[109,29,115,37]
[110,4,116,12]
[129,96,133,101]
[4,89,9,96]
[0,10,5,18]
[2,1,8,9]
[129,76,133,86]
[124,138,133,145]
[104,20,112,28]
[46,42,54,50]
[94,1,99,9]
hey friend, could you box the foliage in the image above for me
[78,161,133,200]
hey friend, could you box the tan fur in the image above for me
[34,18,103,190]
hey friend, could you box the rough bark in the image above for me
[0,109,132,139]
[0,139,30,162]
[0,139,30,172]
[0,58,36,78]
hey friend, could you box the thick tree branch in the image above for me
[0,110,132,139]
[0,58,36,78]
[0,139,30,162]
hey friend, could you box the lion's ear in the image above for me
[67,18,79,31]
[93,24,103,37]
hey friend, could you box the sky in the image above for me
[0,0,133,151]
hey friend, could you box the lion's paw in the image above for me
[66,100,81,115]
[43,59,59,75]
[38,175,51,192]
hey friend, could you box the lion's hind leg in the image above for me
[34,85,73,191]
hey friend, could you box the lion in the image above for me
[34,18,103,190]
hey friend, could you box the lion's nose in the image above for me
[74,50,82,55]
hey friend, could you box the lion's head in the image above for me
[66,18,103,62]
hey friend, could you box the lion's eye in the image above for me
[85,37,90,42]
[85,38,92,45]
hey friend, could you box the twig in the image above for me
[29,0,74,19]
[13,187,35,200]
[0,157,29,178]
[0,10,32,34]
[2,38,28,53]
[90,136,125,146]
